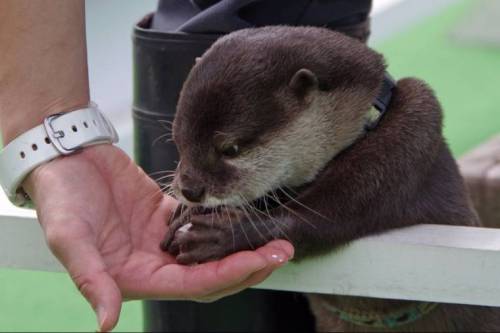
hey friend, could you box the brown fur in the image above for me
[161,26,498,331]
[171,26,384,207]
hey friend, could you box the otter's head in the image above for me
[171,26,386,207]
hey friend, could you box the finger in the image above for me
[144,249,267,299]
[75,269,122,332]
[200,240,295,301]
[45,229,122,331]
[197,240,294,302]
[257,239,295,261]
[180,239,294,298]
[197,261,280,302]
[144,239,294,300]
[176,247,219,265]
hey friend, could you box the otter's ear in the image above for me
[289,68,318,97]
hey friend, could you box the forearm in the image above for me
[0,0,89,144]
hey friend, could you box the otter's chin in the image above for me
[200,194,243,208]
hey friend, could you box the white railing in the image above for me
[259,224,500,307]
[2,200,500,307]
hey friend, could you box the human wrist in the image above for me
[22,144,115,205]
[22,156,60,202]
[1,94,90,145]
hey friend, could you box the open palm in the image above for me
[24,145,293,331]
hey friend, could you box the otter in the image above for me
[160,26,500,331]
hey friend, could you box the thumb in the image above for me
[45,230,122,331]
[74,270,122,332]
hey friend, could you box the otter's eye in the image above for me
[221,144,239,157]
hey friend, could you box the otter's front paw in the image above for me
[161,208,250,265]
[160,204,192,253]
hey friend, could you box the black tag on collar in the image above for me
[366,72,396,130]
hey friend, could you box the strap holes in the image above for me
[20,151,26,159]
[44,137,51,144]
[92,119,97,126]
[71,125,78,132]
[31,144,38,151]
[83,121,89,128]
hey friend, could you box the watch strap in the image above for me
[0,105,118,205]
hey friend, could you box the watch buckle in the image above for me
[43,113,78,155]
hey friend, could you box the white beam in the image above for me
[0,213,63,272]
[258,224,500,307]
[2,207,500,307]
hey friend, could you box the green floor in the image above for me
[1,0,499,331]
[376,0,500,156]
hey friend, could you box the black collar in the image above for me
[252,73,397,210]
[366,72,396,130]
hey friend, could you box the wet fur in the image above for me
[162,27,499,331]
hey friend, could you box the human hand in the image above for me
[24,144,294,331]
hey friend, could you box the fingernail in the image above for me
[95,306,107,332]
[270,253,287,264]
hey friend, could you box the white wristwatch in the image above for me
[0,104,119,206]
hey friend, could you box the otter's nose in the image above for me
[181,186,205,203]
